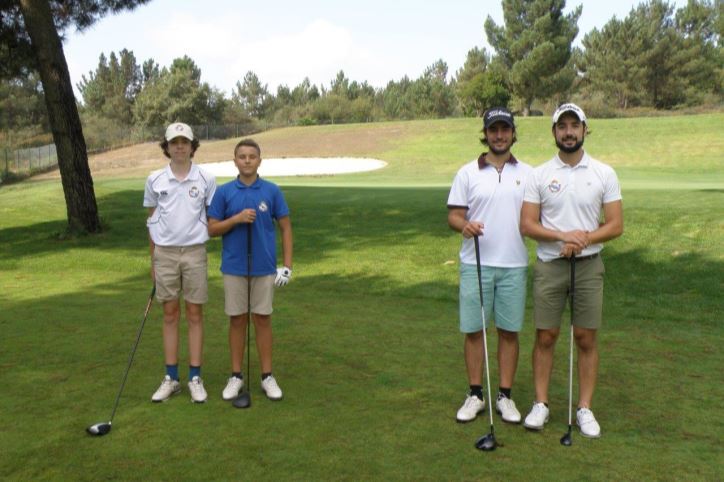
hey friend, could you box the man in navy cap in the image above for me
[447,107,533,424]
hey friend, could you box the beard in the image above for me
[489,144,510,155]
[556,136,585,154]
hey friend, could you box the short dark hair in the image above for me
[159,137,200,159]
[234,138,261,157]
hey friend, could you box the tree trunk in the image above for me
[19,0,101,234]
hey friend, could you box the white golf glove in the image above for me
[275,266,292,287]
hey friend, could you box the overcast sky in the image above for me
[63,0,690,97]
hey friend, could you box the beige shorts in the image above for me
[533,255,605,330]
[223,274,275,316]
[153,244,208,304]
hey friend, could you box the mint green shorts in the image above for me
[459,264,527,333]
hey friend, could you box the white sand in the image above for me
[201,157,387,177]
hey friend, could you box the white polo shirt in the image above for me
[447,155,532,267]
[523,152,622,261]
[144,163,217,246]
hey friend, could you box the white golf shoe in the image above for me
[495,396,522,423]
[188,376,208,403]
[576,408,601,438]
[523,402,550,430]
[261,375,283,400]
[456,395,486,423]
[222,376,244,400]
[151,375,181,402]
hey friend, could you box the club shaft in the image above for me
[246,223,252,386]
[109,285,156,422]
[473,236,495,432]
[567,257,576,428]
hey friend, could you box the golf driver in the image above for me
[560,255,576,447]
[87,285,156,436]
[233,223,253,409]
[472,235,497,452]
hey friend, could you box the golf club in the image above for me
[560,255,576,447]
[472,235,497,452]
[233,222,253,409]
[87,285,156,436]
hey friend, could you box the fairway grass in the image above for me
[1,115,722,480]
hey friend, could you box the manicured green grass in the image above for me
[0,115,722,480]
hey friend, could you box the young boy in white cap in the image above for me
[143,122,217,403]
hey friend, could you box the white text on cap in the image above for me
[552,103,587,124]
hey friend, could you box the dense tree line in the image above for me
[3,0,722,143]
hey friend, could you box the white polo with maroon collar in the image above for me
[144,162,217,246]
[523,151,621,262]
[447,154,532,267]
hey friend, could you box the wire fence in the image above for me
[1,144,58,182]
[0,122,261,184]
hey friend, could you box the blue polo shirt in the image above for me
[208,176,289,276]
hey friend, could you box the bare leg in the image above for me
[497,328,519,390]
[532,328,560,403]
[464,331,483,386]
[253,314,273,374]
[229,314,248,373]
[162,299,180,365]
[574,327,598,408]
[185,301,203,367]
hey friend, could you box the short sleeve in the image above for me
[207,185,225,220]
[447,168,469,208]
[272,186,290,219]
[602,167,622,204]
[523,170,541,204]
[143,176,157,208]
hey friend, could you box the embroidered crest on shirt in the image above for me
[516,179,521,185]
[548,179,561,193]
[258,201,269,212]
[189,186,200,198]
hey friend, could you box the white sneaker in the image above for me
[456,395,486,423]
[496,396,522,423]
[188,376,208,403]
[523,402,550,430]
[577,408,601,438]
[222,376,244,400]
[151,375,181,402]
[261,375,283,400]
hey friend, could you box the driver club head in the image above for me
[560,429,573,446]
[232,391,251,409]
[86,422,112,436]
[474,433,497,451]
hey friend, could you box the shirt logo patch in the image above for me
[160,191,168,196]
[516,179,521,185]
[548,179,561,193]
[189,186,200,198]
[258,201,269,212]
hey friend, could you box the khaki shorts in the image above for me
[223,274,275,316]
[153,244,208,304]
[533,255,605,330]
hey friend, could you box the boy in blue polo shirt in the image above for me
[208,138,293,401]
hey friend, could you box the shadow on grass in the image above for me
[0,185,453,262]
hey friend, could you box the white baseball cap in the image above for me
[165,122,194,141]
[552,103,587,124]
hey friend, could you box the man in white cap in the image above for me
[448,107,532,424]
[520,103,623,438]
[143,122,217,404]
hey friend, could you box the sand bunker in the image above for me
[201,157,387,177]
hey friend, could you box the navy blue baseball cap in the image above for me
[483,107,515,129]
